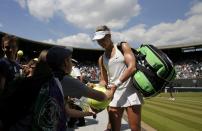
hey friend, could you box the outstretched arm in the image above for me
[65,103,95,117]
[62,76,108,101]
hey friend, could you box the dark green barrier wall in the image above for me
[171,78,202,87]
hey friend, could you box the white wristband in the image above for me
[114,79,122,87]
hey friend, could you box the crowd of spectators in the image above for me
[76,61,100,83]
[175,60,202,79]
[75,59,202,82]
[17,58,202,81]
[1,40,201,82]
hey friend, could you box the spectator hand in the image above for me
[84,107,96,116]
[87,82,95,88]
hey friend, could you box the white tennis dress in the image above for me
[103,44,143,107]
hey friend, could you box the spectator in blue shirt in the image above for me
[0,34,21,92]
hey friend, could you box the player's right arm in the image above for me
[98,56,108,87]
[98,56,115,99]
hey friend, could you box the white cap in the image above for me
[92,31,111,40]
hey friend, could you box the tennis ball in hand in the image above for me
[87,85,110,112]
[17,50,23,57]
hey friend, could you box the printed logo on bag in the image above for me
[37,97,60,131]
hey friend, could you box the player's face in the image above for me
[97,36,110,49]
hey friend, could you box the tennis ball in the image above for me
[87,85,110,111]
[17,50,23,57]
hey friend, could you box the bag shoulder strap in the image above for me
[117,42,124,54]
[117,42,139,56]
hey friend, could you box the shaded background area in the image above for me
[1,31,202,87]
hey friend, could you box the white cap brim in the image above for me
[92,31,110,41]
[71,58,78,63]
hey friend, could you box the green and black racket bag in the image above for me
[132,44,176,97]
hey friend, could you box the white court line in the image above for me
[156,96,202,104]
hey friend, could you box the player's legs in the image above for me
[126,105,141,131]
[108,107,124,131]
[105,106,112,131]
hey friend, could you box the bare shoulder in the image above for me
[120,42,132,52]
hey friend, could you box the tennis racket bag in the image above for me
[136,44,176,81]
[133,64,167,97]
[132,44,176,97]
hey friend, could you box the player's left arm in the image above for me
[118,42,136,83]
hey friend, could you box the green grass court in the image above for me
[142,92,202,131]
